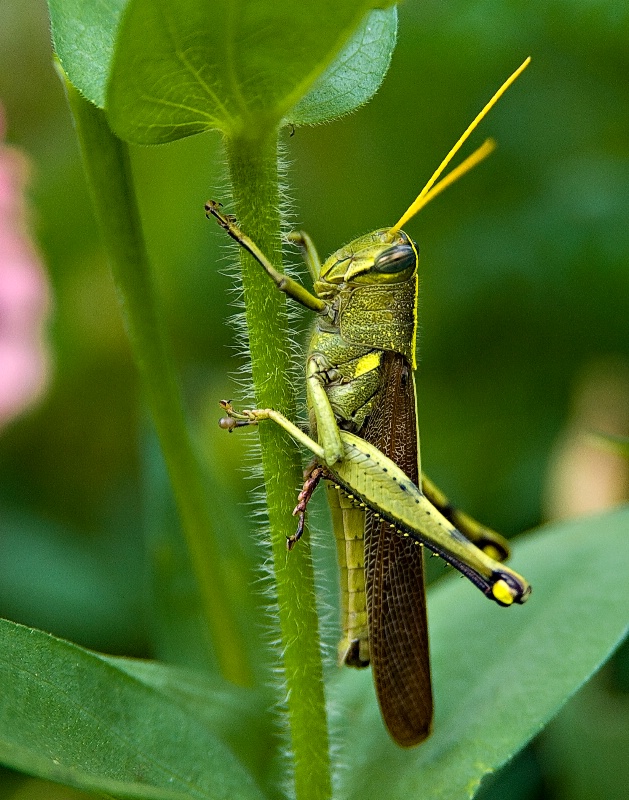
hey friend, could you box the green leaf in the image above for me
[333,506,629,799]
[536,673,629,800]
[100,657,276,792]
[106,0,396,143]
[286,7,397,125]
[100,657,262,732]
[48,0,128,109]
[0,620,267,800]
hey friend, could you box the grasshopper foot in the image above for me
[288,463,324,550]
[205,201,239,233]
[218,400,261,431]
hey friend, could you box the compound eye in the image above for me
[373,244,416,273]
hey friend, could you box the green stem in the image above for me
[225,132,332,800]
[63,78,251,687]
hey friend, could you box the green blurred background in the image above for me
[1,1,628,798]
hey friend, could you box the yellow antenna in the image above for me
[405,138,496,219]
[391,56,531,233]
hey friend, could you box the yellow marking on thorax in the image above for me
[354,351,382,378]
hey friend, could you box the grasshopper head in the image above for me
[315,228,420,366]
[315,229,418,296]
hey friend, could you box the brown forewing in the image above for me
[361,350,433,746]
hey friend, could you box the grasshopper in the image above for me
[209,58,532,748]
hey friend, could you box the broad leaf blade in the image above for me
[287,7,397,125]
[106,0,396,143]
[48,0,128,109]
[0,620,267,800]
[334,506,629,799]
[104,657,276,790]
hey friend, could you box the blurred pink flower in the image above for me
[0,102,51,428]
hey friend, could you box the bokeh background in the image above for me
[1,1,628,798]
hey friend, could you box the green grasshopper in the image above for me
[209,58,531,748]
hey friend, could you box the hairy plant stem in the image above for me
[225,131,332,800]
[63,79,251,687]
